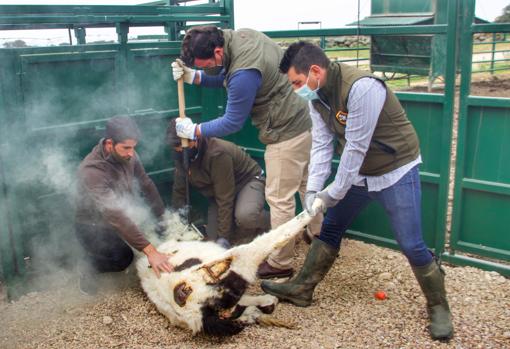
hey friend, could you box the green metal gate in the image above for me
[0,1,232,296]
[445,0,510,274]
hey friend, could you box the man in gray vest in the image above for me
[171,27,322,279]
[261,42,453,341]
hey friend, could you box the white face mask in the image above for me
[294,70,320,101]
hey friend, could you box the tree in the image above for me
[3,39,28,48]
[495,4,510,23]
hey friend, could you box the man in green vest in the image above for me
[171,27,322,279]
[167,118,270,247]
[261,42,453,341]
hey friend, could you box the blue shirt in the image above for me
[199,69,262,137]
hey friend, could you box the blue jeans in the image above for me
[318,165,432,267]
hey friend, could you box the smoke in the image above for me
[0,27,182,300]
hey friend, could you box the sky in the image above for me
[0,0,507,45]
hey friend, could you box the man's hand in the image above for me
[316,189,340,210]
[171,58,197,84]
[143,244,174,278]
[176,117,198,140]
[304,191,319,216]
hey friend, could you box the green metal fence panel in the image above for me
[345,93,447,251]
[447,0,510,276]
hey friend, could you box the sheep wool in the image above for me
[136,209,315,336]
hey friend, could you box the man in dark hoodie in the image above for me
[167,118,270,247]
[75,116,173,295]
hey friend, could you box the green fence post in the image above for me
[74,27,86,44]
[433,0,459,257]
[449,0,475,260]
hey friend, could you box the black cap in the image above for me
[105,116,141,143]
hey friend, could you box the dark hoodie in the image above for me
[171,138,261,236]
[75,139,165,251]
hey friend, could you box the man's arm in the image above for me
[199,69,262,137]
[209,153,237,237]
[306,102,336,193]
[327,78,387,201]
[81,168,151,251]
[199,70,227,88]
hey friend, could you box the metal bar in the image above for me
[433,0,459,255]
[336,58,369,63]
[395,92,445,103]
[454,241,510,261]
[420,171,441,184]
[473,23,510,33]
[374,53,431,58]
[324,47,370,52]
[450,0,475,259]
[30,107,203,133]
[474,49,510,54]
[473,66,510,73]
[441,252,510,276]
[0,4,223,15]
[461,178,510,196]
[467,95,510,108]
[473,41,510,45]
[0,14,231,24]
[472,58,510,64]
[344,230,400,251]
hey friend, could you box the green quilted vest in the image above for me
[311,62,420,176]
[222,29,311,144]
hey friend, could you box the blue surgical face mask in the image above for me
[295,71,320,101]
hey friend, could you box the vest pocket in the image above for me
[372,139,396,154]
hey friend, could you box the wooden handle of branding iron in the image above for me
[178,77,189,148]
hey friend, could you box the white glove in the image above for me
[316,189,340,209]
[171,58,196,84]
[304,191,319,216]
[176,117,197,140]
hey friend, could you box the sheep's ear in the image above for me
[201,308,244,336]
[199,257,232,285]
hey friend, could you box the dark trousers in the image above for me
[319,165,433,267]
[75,223,133,273]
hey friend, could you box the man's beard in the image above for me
[112,150,131,164]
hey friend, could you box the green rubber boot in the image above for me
[412,260,454,341]
[260,238,338,307]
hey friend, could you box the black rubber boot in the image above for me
[412,260,454,341]
[260,238,338,307]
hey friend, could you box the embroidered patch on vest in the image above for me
[335,110,348,126]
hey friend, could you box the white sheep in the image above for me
[136,210,314,336]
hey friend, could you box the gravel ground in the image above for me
[2,75,510,349]
[1,239,509,349]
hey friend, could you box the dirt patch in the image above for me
[397,73,510,98]
[1,240,509,349]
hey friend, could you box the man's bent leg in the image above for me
[75,223,134,273]
[235,177,271,235]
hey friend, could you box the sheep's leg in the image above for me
[228,210,313,269]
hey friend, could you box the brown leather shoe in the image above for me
[257,261,294,279]
[302,231,312,245]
